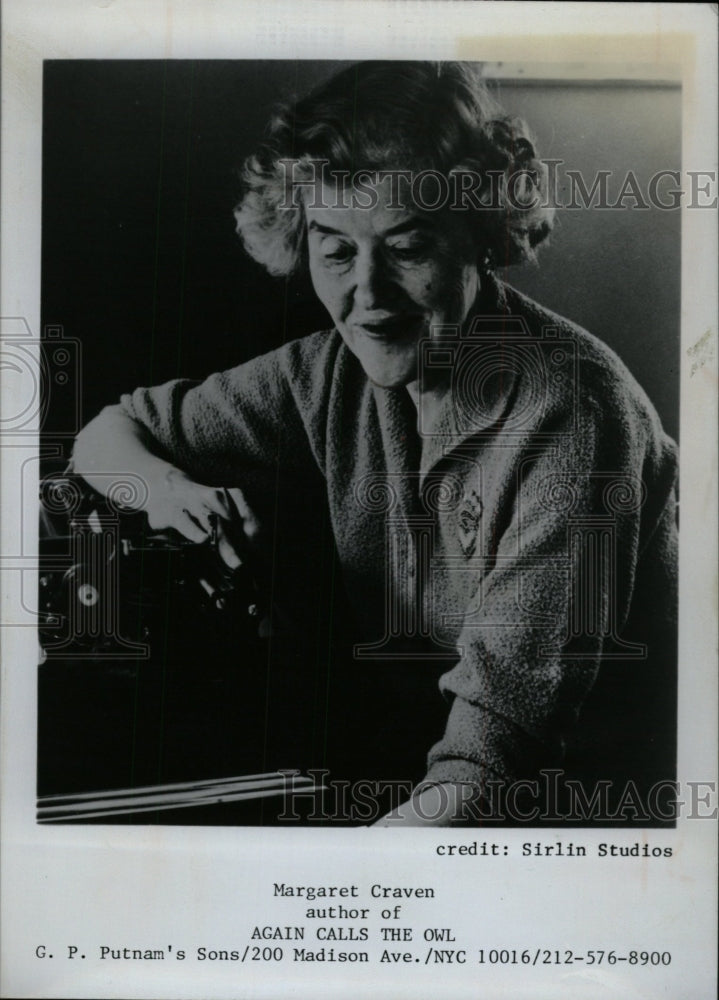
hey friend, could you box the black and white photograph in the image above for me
[1,3,716,999]
[38,57,680,827]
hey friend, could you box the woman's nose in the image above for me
[353,248,392,310]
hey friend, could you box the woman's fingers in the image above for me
[170,508,210,544]
[217,533,242,570]
[199,487,236,522]
[185,502,215,536]
[186,488,247,568]
[226,486,261,542]
[145,471,257,567]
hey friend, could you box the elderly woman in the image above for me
[73,62,678,826]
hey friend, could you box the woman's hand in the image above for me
[144,468,260,570]
[73,407,261,570]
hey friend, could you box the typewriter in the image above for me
[36,471,288,816]
[36,471,435,823]
[38,471,266,664]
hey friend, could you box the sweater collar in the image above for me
[360,272,521,484]
[413,272,520,480]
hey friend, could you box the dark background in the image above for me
[41,60,681,442]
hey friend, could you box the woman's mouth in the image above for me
[354,314,422,339]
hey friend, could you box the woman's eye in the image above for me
[321,240,355,263]
[388,241,428,262]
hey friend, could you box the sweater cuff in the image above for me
[426,694,558,791]
[422,757,501,789]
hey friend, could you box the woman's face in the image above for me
[306,176,480,389]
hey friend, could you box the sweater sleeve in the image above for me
[114,333,337,486]
[424,361,678,796]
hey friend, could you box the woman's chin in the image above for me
[349,344,418,389]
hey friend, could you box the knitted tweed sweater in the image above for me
[113,277,678,799]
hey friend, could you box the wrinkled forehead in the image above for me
[302,174,473,242]
[304,177,416,235]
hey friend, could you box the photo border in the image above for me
[2,3,717,998]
